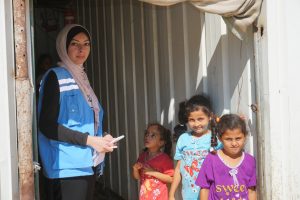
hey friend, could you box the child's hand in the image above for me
[133,162,143,171]
[132,162,143,180]
[144,166,156,176]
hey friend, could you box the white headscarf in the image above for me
[56,24,100,133]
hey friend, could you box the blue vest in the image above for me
[38,67,104,178]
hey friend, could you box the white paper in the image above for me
[110,135,125,144]
[92,151,105,167]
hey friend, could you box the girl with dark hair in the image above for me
[169,94,223,200]
[132,123,174,200]
[196,114,257,200]
[172,101,187,142]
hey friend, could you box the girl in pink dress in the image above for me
[132,123,174,200]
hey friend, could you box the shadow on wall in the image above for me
[205,35,250,115]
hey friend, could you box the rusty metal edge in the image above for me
[13,0,34,199]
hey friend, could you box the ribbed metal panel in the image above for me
[75,1,256,199]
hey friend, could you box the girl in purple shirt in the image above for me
[196,114,257,200]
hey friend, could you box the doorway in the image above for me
[31,0,258,199]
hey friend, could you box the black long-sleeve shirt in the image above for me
[39,71,88,146]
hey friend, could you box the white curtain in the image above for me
[139,0,262,40]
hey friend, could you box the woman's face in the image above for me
[67,32,90,65]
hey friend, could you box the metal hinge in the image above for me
[250,104,259,113]
[33,161,41,173]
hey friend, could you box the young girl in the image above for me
[169,94,223,200]
[196,114,257,200]
[132,123,174,200]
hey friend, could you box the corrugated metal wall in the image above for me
[75,0,256,199]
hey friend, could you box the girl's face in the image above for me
[144,126,164,151]
[219,128,246,157]
[187,109,210,136]
[67,32,90,65]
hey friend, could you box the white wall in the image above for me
[255,0,300,199]
[0,0,19,199]
[205,13,257,155]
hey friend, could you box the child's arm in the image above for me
[200,188,209,200]
[248,186,257,200]
[169,160,181,200]
[132,162,143,180]
[144,168,173,183]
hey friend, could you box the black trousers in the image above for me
[44,175,96,200]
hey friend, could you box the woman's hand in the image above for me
[86,134,115,153]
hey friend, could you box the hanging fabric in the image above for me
[139,0,262,40]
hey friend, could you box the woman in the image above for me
[38,24,114,200]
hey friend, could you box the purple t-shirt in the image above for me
[195,152,256,200]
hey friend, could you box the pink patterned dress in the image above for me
[137,152,174,200]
